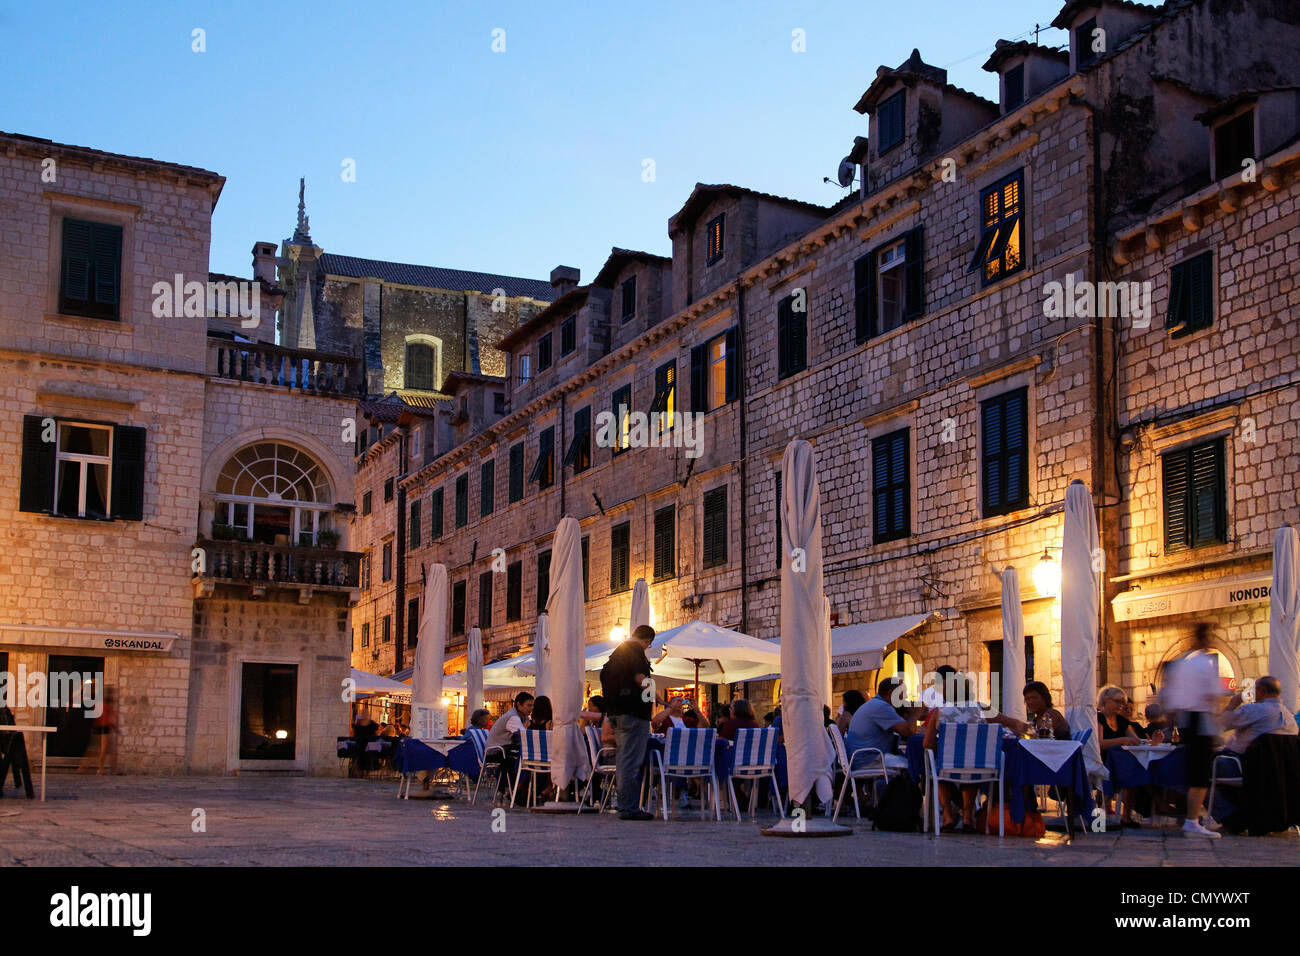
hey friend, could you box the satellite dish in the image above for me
[836,157,856,188]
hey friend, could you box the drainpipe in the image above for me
[395,430,408,673]
[735,279,749,637]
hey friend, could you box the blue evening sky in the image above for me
[2,0,1067,284]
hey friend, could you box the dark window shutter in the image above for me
[702,487,728,568]
[480,459,494,516]
[581,537,589,601]
[61,220,92,302]
[873,428,910,543]
[1004,391,1027,509]
[777,297,790,379]
[110,425,147,521]
[903,226,925,320]
[889,431,909,536]
[982,398,1004,515]
[654,506,675,579]
[873,438,890,538]
[431,488,444,538]
[1191,439,1226,546]
[724,327,739,403]
[854,252,876,343]
[509,444,524,502]
[1166,260,1187,331]
[690,344,706,413]
[536,551,551,613]
[774,471,783,567]
[507,562,522,621]
[1189,252,1212,331]
[1163,449,1190,552]
[19,415,56,514]
[91,226,120,306]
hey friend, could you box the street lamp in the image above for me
[1033,549,1061,600]
[609,623,628,643]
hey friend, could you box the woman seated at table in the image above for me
[529,696,554,731]
[836,690,866,736]
[719,699,760,741]
[1097,685,1143,827]
[922,669,989,831]
[466,709,491,734]
[1023,682,1070,739]
[580,695,606,728]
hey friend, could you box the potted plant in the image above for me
[210,522,240,541]
[316,529,341,549]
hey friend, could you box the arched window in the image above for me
[214,442,333,547]
[405,342,437,391]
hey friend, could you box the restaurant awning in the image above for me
[826,612,941,674]
[350,667,412,702]
[1112,571,1271,622]
[0,623,177,653]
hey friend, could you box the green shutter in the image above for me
[724,327,739,403]
[854,252,875,342]
[1166,260,1187,331]
[19,415,57,514]
[903,226,925,320]
[61,220,92,303]
[1190,438,1226,546]
[1163,449,1191,552]
[110,425,146,521]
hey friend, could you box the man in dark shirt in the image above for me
[602,625,656,820]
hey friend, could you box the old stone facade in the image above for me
[350,0,1300,725]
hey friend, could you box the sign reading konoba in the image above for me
[1112,571,1272,622]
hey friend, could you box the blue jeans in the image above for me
[611,714,649,813]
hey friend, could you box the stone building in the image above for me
[0,131,364,775]
[350,0,1300,723]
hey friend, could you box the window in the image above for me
[211,440,331,545]
[382,541,393,582]
[969,171,1024,285]
[653,505,675,580]
[776,291,808,379]
[361,552,372,590]
[478,570,493,628]
[361,491,372,516]
[536,550,551,613]
[452,581,466,634]
[20,417,146,521]
[560,316,576,356]
[1004,64,1025,111]
[610,522,631,593]
[706,214,725,264]
[564,407,592,473]
[1163,437,1227,553]
[58,218,121,321]
[1167,251,1214,338]
[430,487,444,539]
[238,663,297,761]
[517,354,531,386]
[538,333,553,372]
[361,622,370,647]
[856,228,925,343]
[1215,110,1255,180]
[877,90,905,154]
[582,536,590,601]
[650,361,676,433]
[384,478,394,503]
[529,427,555,489]
[981,387,1029,517]
[1076,17,1099,67]
[407,598,420,647]
[621,276,637,322]
[382,615,392,643]
[480,459,495,517]
[702,486,728,569]
[508,443,525,502]
[612,385,632,455]
[872,428,910,543]
[691,329,738,413]
[455,474,468,528]
[405,343,435,390]
[493,391,506,415]
[506,561,522,621]
[408,499,421,550]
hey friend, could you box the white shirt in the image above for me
[1163,651,1225,713]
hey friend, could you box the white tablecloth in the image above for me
[1020,738,1082,773]
[1120,744,1176,770]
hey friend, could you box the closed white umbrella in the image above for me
[412,564,448,740]
[466,626,484,724]
[532,613,551,700]
[630,577,651,632]
[1060,480,1103,775]
[1001,567,1028,723]
[1269,524,1300,713]
[779,439,836,812]
[546,516,586,797]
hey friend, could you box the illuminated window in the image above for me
[612,384,632,455]
[690,329,737,413]
[215,441,333,545]
[563,407,592,472]
[706,214,725,264]
[54,422,112,519]
[405,343,436,390]
[969,170,1024,285]
[649,360,675,434]
[708,337,727,409]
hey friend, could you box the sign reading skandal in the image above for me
[1112,571,1271,622]
[0,624,175,653]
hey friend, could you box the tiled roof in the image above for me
[592,247,671,289]
[1051,0,1161,30]
[667,183,829,232]
[319,253,554,301]
[854,49,997,114]
[495,285,591,352]
[982,39,1070,72]
[439,371,505,396]
[0,131,223,185]
[1195,87,1300,125]
[393,389,451,409]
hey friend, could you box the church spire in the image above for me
[293,177,312,243]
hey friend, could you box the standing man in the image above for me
[602,624,656,820]
[1163,623,1230,838]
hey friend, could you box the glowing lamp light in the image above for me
[274,730,288,740]
[610,624,628,643]
[440,696,451,708]
[1033,550,1061,600]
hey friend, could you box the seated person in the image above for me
[1022,681,1070,739]
[718,699,761,741]
[1097,686,1143,827]
[921,669,988,831]
[713,704,732,731]
[465,709,491,735]
[352,706,379,740]
[1221,676,1299,755]
[1142,703,1171,743]
[580,695,606,728]
[836,690,865,736]
[1215,676,1300,834]
[651,697,691,734]
[683,700,708,729]
[529,696,554,731]
[848,677,916,772]
[484,692,534,790]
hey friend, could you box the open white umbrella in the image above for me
[1001,567,1028,723]
[466,626,484,723]
[1269,524,1300,713]
[532,613,551,700]
[779,439,836,813]
[630,577,651,632]
[411,564,448,740]
[1060,480,1103,775]
[546,516,586,797]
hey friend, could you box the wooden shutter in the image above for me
[110,424,147,521]
[654,506,675,579]
[409,500,421,549]
[611,523,630,592]
[903,226,925,320]
[1191,439,1226,546]
[1163,448,1191,552]
[690,344,706,413]
[854,253,875,342]
[61,220,92,303]
[91,224,120,306]
[507,562,522,621]
[431,488,443,538]
[702,487,727,568]
[872,437,891,539]
[537,551,551,612]
[1004,390,1028,510]
[982,397,1004,515]
[19,415,56,514]
[509,444,524,502]
[873,429,909,542]
[1166,259,1187,331]
[480,459,494,516]
[1188,252,1213,332]
[724,327,739,403]
[774,471,783,567]
[777,297,790,378]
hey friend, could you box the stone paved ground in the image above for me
[0,774,1297,866]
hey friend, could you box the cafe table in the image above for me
[393,737,461,799]
[0,725,56,801]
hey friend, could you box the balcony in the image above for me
[193,538,363,603]
[208,337,362,397]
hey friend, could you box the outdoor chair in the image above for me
[728,727,785,822]
[828,726,898,823]
[652,727,722,822]
[467,727,507,805]
[577,726,618,814]
[926,722,1004,837]
[510,729,553,809]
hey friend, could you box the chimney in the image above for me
[550,265,580,299]
[252,242,279,285]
